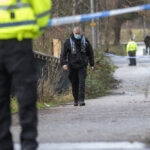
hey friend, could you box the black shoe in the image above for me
[74,102,78,106]
[74,100,78,106]
[79,101,85,106]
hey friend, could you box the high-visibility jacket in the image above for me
[126,41,138,52]
[0,0,52,41]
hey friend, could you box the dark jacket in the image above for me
[144,36,150,47]
[60,33,94,69]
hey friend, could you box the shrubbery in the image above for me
[85,50,116,99]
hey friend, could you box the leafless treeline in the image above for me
[34,0,149,54]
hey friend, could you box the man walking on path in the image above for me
[144,35,150,55]
[61,27,94,106]
[126,38,138,66]
[0,0,51,150]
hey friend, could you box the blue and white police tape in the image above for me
[104,52,150,59]
[48,4,150,27]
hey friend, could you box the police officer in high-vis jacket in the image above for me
[61,27,94,106]
[126,38,138,66]
[0,0,51,150]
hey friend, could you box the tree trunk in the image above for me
[95,0,100,49]
[104,17,110,53]
[72,0,76,28]
[113,23,122,45]
[56,0,59,16]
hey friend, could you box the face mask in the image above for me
[74,34,81,39]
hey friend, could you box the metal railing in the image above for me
[34,50,69,93]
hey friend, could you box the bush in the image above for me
[85,50,116,99]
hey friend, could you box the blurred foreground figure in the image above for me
[144,35,150,55]
[0,0,51,150]
[61,27,94,106]
[126,38,138,66]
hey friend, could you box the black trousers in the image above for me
[0,39,38,150]
[146,46,150,55]
[128,51,136,66]
[69,67,86,102]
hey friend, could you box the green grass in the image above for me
[101,44,126,56]
[11,100,70,113]
[121,28,150,42]
[109,44,126,56]
[11,92,73,113]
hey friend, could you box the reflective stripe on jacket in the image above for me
[0,0,51,40]
[70,36,86,54]
[126,41,138,52]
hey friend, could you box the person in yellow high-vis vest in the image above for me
[0,0,51,150]
[126,39,138,66]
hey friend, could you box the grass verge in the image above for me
[11,91,73,113]
[109,44,126,56]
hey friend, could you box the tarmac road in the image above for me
[12,44,150,149]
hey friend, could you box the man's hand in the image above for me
[91,66,94,71]
[63,65,68,70]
